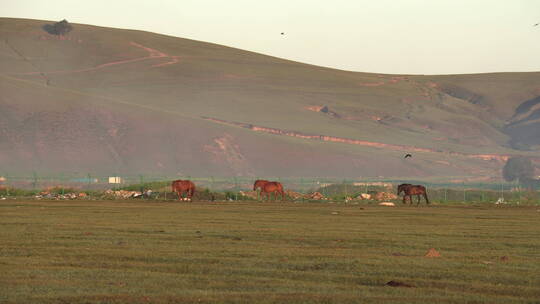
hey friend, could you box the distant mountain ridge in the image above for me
[1,18,539,180]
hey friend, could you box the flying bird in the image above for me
[281,32,285,35]
[404,154,412,159]
[534,23,539,26]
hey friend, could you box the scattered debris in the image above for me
[374,192,398,201]
[425,248,441,258]
[392,252,405,256]
[386,280,415,288]
[104,190,143,199]
[34,192,87,200]
[357,193,371,200]
[379,202,395,207]
[239,191,258,200]
[286,190,304,200]
[305,192,327,200]
[331,211,340,215]
[500,256,509,262]
[495,197,506,204]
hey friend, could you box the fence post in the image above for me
[5,173,9,196]
[32,171,38,190]
[517,181,521,203]
[444,188,447,203]
[343,179,348,202]
[234,176,238,201]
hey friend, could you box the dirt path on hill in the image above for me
[15,42,180,76]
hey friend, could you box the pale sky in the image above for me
[3,0,540,74]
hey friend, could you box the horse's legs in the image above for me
[424,193,430,205]
[417,194,421,206]
[402,195,407,204]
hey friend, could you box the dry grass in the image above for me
[0,200,539,303]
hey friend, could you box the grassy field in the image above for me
[1,200,539,303]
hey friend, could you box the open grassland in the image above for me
[1,200,539,303]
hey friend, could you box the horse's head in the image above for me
[253,180,269,190]
[397,183,412,195]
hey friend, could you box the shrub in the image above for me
[42,19,73,36]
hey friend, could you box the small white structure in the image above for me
[108,176,123,184]
[0,176,6,182]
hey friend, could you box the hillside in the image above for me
[1,18,539,180]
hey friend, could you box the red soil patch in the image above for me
[425,248,441,258]
[305,105,325,112]
[201,116,510,162]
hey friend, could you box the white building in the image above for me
[108,177,123,184]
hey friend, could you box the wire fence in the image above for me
[0,173,538,203]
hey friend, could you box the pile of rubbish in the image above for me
[104,189,154,199]
[286,190,304,199]
[34,191,88,200]
[238,191,259,200]
[356,193,372,200]
[305,192,327,200]
[373,192,398,201]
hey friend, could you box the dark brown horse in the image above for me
[261,181,285,201]
[397,183,429,205]
[172,180,195,201]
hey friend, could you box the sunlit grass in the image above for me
[1,200,539,303]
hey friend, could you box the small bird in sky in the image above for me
[534,23,539,26]
[281,32,285,35]
[404,154,412,159]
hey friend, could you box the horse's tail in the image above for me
[419,185,429,204]
[424,190,430,204]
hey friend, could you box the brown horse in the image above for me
[397,183,430,205]
[172,180,195,201]
[261,181,285,201]
[253,179,270,191]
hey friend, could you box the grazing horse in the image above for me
[397,183,430,205]
[253,179,270,191]
[261,181,285,201]
[172,180,195,201]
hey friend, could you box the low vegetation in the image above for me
[1,200,539,303]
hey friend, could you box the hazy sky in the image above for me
[3,0,540,74]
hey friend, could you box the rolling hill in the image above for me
[1,18,539,181]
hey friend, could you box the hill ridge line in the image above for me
[201,116,510,162]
